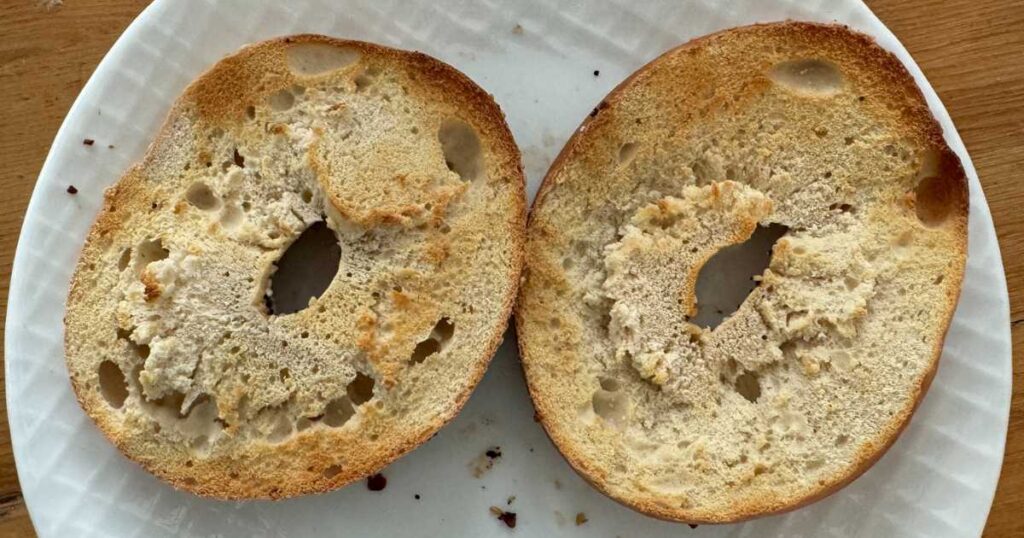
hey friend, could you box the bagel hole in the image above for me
[347,372,375,405]
[592,384,629,428]
[98,360,129,409]
[117,248,132,271]
[618,142,638,166]
[285,43,360,76]
[150,390,188,418]
[186,182,220,211]
[733,371,761,403]
[135,238,169,271]
[354,74,373,91]
[268,89,295,111]
[768,59,843,96]
[264,221,341,316]
[914,173,957,227]
[410,317,455,364]
[692,224,789,329]
[116,327,150,359]
[438,119,483,181]
[322,396,355,427]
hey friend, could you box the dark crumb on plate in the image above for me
[366,473,387,491]
[507,495,516,505]
[593,70,600,76]
[490,506,517,528]
[512,23,523,35]
[575,512,588,526]
[689,524,699,529]
[414,494,421,500]
[66,185,78,194]
[83,139,94,146]
[471,446,503,477]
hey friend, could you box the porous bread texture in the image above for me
[64,35,525,499]
[516,22,967,524]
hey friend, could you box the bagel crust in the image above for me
[516,22,967,523]
[65,35,525,499]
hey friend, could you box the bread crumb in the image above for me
[512,24,524,35]
[82,138,94,146]
[470,446,502,477]
[507,495,516,505]
[366,473,387,491]
[66,185,78,195]
[490,506,517,528]
[575,512,588,525]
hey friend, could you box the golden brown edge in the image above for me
[64,33,527,500]
[514,20,970,524]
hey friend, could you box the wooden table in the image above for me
[0,1,1020,535]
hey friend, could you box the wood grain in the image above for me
[0,1,1020,536]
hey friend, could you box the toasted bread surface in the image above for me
[65,35,525,499]
[516,22,967,523]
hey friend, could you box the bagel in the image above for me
[64,35,525,499]
[516,22,967,523]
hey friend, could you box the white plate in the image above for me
[5,0,1011,536]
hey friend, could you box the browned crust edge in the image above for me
[64,34,526,500]
[514,20,969,524]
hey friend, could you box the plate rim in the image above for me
[3,0,1012,536]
